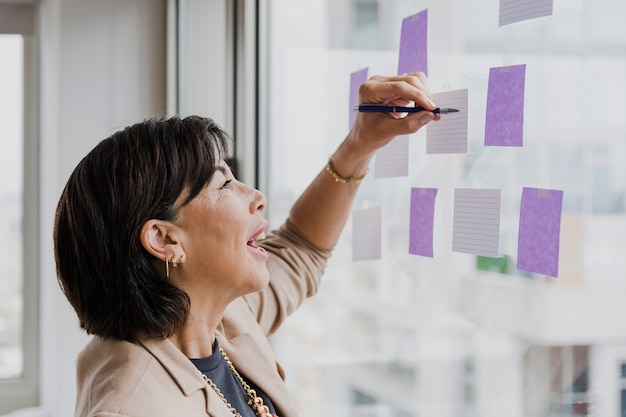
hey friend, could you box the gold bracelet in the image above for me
[325,158,368,184]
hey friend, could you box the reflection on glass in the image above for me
[265,1,626,416]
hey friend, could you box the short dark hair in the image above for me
[53,116,230,341]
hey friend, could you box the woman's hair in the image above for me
[53,115,230,341]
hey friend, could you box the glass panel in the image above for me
[0,35,24,379]
[264,1,626,416]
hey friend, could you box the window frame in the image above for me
[0,3,40,413]
[174,0,259,185]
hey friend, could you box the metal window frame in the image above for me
[170,0,260,188]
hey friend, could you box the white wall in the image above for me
[38,0,166,415]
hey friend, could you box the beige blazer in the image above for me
[74,220,330,417]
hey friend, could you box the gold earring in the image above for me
[165,258,170,278]
[172,254,186,268]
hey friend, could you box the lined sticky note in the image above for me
[375,135,409,178]
[427,89,469,154]
[352,206,382,261]
[409,188,438,257]
[398,9,428,75]
[517,187,563,277]
[452,189,501,258]
[485,64,526,147]
[499,0,553,27]
[349,68,368,129]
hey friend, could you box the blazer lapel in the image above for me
[140,337,241,416]
[218,332,297,416]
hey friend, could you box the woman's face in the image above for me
[171,160,269,301]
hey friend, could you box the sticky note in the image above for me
[427,89,469,154]
[409,188,437,257]
[352,206,382,261]
[485,64,526,147]
[398,9,428,76]
[349,67,368,129]
[374,135,409,178]
[517,187,563,277]
[452,189,502,258]
[499,0,553,27]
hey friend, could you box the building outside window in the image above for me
[621,363,626,417]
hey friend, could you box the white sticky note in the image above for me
[452,188,501,258]
[499,0,553,27]
[374,135,409,178]
[352,206,382,261]
[426,89,469,154]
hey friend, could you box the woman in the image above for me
[53,73,439,417]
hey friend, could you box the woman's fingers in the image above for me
[360,72,436,110]
[357,107,438,140]
[346,72,441,155]
[388,109,438,132]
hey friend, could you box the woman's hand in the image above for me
[288,72,439,250]
[346,72,440,157]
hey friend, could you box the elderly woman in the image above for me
[53,73,439,417]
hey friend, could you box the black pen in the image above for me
[354,104,460,114]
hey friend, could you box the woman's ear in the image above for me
[140,219,179,261]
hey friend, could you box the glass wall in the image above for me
[262,1,626,416]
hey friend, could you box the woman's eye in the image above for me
[220,179,233,189]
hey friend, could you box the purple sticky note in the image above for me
[349,68,369,129]
[397,9,428,76]
[409,188,437,257]
[485,64,526,147]
[517,187,563,277]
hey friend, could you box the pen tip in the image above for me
[443,108,460,113]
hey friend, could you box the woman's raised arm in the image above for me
[288,72,441,250]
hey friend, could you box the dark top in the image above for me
[190,340,278,416]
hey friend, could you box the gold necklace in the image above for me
[202,374,244,417]
[201,347,278,417]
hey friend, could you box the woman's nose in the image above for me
[250,187,267,213]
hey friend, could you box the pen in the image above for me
[354,104,460,114]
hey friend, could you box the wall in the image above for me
[38,0,166,415]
